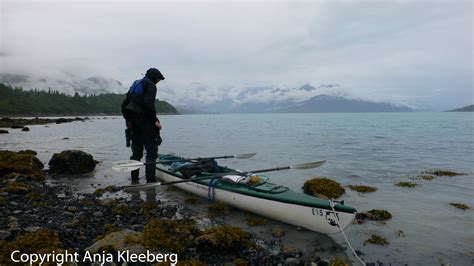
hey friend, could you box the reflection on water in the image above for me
[1,113,473,264]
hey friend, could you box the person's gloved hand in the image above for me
[154,121,162,130]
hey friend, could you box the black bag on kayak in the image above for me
[178,159,220,179]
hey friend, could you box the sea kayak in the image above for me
[155,155,357,234]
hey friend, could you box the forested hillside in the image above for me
[0,83,179,115]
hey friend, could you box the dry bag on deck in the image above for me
[172,159,220,179]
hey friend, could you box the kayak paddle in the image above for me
[112,153,256,173]
[122,160,326,190]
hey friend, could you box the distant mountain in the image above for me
[230,99,296,113]
[186,93,413,113]
[71,76,126,95]
[278,94,413,113]
[176,84,413,113]
[175,105,213,114]
[445,105,474,112]
[190,98,236,114]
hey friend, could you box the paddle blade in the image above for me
[112,160,140,166]
[290,160,326,169]
[123,182,162,191]
[111,161,144,172]
[234,153,257,159]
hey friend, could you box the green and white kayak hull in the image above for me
[155,162,357,234]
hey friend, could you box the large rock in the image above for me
[48,150,97,174]
[87,230,145,254]
[0,150,44,179]
[302,177,345,199]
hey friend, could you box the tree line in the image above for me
[0,83,179,115]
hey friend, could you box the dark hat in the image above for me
[145,68,165,83]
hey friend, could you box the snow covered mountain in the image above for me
[176,84,413,113]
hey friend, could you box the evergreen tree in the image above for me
[0,83,179,115]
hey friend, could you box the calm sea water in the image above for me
[2,113,473,265]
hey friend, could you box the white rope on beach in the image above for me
[330,199,366,265]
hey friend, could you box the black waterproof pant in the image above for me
[129,117,158,183]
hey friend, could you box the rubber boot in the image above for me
[145,163,157,183]
[131,169,140,183]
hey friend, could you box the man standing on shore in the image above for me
[121,68,165,183]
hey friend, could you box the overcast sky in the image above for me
[1,0,472,110]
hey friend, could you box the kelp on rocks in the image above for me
[245,214,268,226]
[329,256,350,266]
[0,150,45,180]
[347,184,377,193]
[303,177,345,199]
[450,203,469,210]
[195,224,253,254]
[0,229,62,264]
[363,234,389,246]
[395,181,418,188]
[357,209,392,221]
[426,170,465,177]
[48,150,98,175]
[208,202,230,217]
[139,201,160,217]
[141,219,200,253]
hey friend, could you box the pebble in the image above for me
[8,228,21,234]
[271,226,285,238]
[13,210,23,214]
[281,245,299,255]
[0,192,9,197]
[66,206,78,212]
[66,219,80,228]
[8,222,20,229]
[24,226,41,233]
[63,211,75,217]
[0,230,11,240]
[131,224,142,231]
[285,257,298,265]
[57,193,67,199]
[100,198,115,206]
[93,211,104,217]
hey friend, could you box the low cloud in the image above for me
[1,1,472,111]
